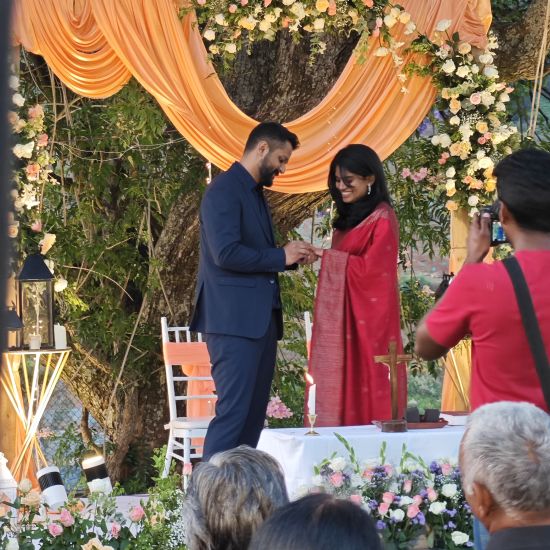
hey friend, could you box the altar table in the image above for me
[258,425,465,497]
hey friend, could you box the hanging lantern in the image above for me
[16,254,54,349]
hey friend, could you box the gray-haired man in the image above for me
[459,402,550,550]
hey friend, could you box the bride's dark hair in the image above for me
[328,144,392,230]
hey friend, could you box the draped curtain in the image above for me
[12,0,491,193]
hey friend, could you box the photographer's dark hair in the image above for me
[244,122,299,153]
[248,493,382,550]
[328,144,392,230]
[494,148,550,233]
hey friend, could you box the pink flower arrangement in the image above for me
[111,522,121,538]
[382,491,395,504]
[266,395,293,419]
[330,472,344,488]
[59,509,74,527]
[407,504,420,518]
[48,523,63,537]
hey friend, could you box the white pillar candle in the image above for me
[37,465,67,511]
[54,324,67,349]
[308,384,316,416]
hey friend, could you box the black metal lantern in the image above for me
[16,254,54,349]
[3,307,23,351]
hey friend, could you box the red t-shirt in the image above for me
[426,250,550,412]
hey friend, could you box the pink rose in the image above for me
[378,502,390,516]
[384,465,393,476]
[263,0,272,5]
[427,488,438,502]
[26,163,40,181]
[362,469,373,481]
[31,220,42,232]
[48,523,63,537]
[407,504,420,518]
[382,492,395,504]
[59,509,74,527]
[111,522,121,538]
[196,0,206,4]
[228,4,237,13]
[441,463,453,476]
[129,505,145,522]
[330,472,344,488]
[403,479,412,494]
[484,132,492,140]
[349,495,362,505]
[413,494,423,505]
[438,158,447,165]
[37,133,48,148]
[376,17,383,28]
[240,0,248,5]
[363,0,374,6]
[401,168,411,178]
[183,462,193,476]
[327,1,336,16]
[470,92,482,105]
[28,104,44,120]
[478,137,486,145]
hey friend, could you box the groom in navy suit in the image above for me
[190,122,317,459]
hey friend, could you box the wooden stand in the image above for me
[0,349,71,481]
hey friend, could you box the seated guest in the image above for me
[460,401,550,550]
[248,493,382,550]
[182,446,288,550]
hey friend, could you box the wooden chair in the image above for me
[160,317,216,481]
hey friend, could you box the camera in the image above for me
[481,201,508,246]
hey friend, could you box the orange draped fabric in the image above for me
[12,0,491,193]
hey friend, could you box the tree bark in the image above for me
[493,0,550,81]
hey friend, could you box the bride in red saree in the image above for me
[309,144,406,426]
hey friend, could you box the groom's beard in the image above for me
[258,160,279,187]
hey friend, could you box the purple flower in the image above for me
[447,521,456,529]
[417,512,426,526]
[376,520,386,530]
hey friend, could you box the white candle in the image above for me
[308,384,316,415]
[54,324,67,349]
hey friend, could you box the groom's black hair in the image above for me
[244,122,299,153]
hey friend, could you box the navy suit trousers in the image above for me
[202,311,278,459]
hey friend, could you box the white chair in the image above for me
[160,317,216,481]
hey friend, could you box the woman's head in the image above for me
[249,493,382,550]
[182,446,288,550]
[328,144,391,229]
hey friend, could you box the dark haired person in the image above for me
[415,148,550,550]
[190,122,317,459]
[249,493,383,550]
[308,144,406,426]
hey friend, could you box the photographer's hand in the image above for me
[465,212,491,264]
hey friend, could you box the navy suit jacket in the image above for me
[190,162,286,340]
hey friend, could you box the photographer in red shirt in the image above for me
[416,148,550,412]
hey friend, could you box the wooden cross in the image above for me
[374,340,413,420]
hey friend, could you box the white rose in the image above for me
[313,18,325,31]
[6,539,19,550]
[481,91,495,107]
[282,0,295,4]
[431,135,441,146]
[390,508,405,522]
[478,157,494,169]
[499,92,510,103]
[439,134,452,148]
[441,483,458,498]
[399,496,413,506]
[329,456,347,472]
[441,60,456,74]
[476,150,486,159]
[435,19,452,32]
[9,75,20,91]
[483,65,499,79]
[374,47,389,57]
[437,48,449,60]
[468,195,479,207]
[478,53,494,65]
[12,93,25,107]
[450,116,460,126]
[203,29,215,41]
[429,501,447,515]
[225,43,237,54]
[470,207,479,216]
[451,531,470,545]
[350,474,363,488]
[446,167,456,178]
[54,278,68,292]
[495,101,506,112]
[404,21,416,35]
[88,478,110,494]
[18,478,33,493]
[384,14,397,28]
[399,12,411,24]
[214,13,226,26]
[456,65,470,78]
[259,19,271,32]
[445,180,456,192]
[471,64,480,74]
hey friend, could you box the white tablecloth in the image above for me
[257,425,465,497]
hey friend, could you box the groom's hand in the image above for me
[284,241,317,266]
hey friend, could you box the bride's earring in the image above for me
[368,184,372,195]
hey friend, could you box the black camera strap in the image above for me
[503,256,550,410]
